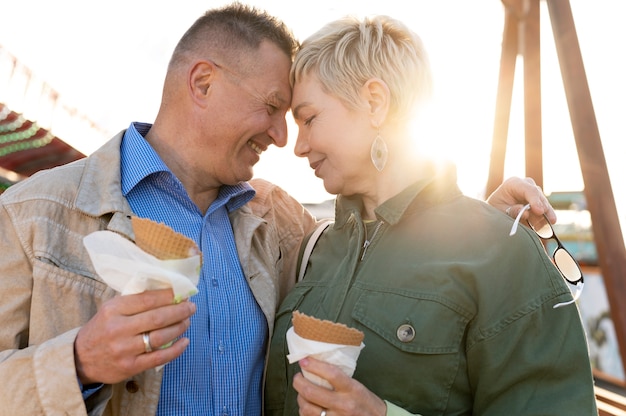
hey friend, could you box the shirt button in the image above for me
[212,278,219,287]
[396,324,416,343]
[221,405,229,416]
[125,380,139,393]
[218,341,225,354]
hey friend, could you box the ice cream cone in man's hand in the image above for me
[286,311,365,389]
[83,216,201,304]
[131,216,201,261]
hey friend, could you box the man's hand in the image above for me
[487,177,557,224]
[74,289,196,385]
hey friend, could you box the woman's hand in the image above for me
[293,357,387,416]
[487,177,557,224]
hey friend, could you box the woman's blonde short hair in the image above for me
[291,15,433,123]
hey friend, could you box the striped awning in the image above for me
[0,102,85,190]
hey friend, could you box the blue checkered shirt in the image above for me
[121,123,266,415]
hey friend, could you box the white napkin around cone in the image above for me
[83,230,200,301]
[286,326,365,389]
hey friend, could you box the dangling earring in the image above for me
[370,131,388,172]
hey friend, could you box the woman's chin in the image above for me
[322,182,341,196]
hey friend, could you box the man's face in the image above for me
[199,40,293,186]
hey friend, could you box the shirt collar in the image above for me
[120,122,168,196]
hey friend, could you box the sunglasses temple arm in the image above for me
[509,204,531,236]
[553,281,584,309]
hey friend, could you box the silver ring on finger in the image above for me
[506,206,513,217]
[320,410,327,416]
[142,332,153,353]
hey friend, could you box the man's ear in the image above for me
[362,78,390,126]
[188,60,216,106]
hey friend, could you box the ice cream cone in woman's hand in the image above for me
[286,311,365,389]
[291,310,364,346]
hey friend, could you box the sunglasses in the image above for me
[509,204,584,309]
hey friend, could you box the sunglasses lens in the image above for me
[529,216,553,239]
[554,247,582,283]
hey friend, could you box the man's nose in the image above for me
[268,116,288,148]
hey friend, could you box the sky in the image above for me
[0,0,624,211]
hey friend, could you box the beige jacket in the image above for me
[0,132,317,415]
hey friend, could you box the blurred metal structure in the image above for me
[486,0,626,410]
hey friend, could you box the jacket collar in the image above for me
[74,130,134,236]
[334,162,462,227]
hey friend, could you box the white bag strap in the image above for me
[298,220,333,282]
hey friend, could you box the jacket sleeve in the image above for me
[466,227,598,415]
[0,202,109,415]
[248,179,319,304]
[385,400,422,415]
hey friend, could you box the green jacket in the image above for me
[266,165,597,415]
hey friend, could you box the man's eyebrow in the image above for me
[264,90,288,110]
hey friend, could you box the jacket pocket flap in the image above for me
[353,290,468,354]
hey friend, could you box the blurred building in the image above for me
[0,102,85,192]
[0,44,108,192]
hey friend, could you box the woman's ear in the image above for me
[188,60,216,107]
[362,78,390,126]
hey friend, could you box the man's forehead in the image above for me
[233,40,292,105]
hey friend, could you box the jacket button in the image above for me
[125,380,140,393]
[396,324,416,342]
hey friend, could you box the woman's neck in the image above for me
[360,156,437,220]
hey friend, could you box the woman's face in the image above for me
[291,74,376,196]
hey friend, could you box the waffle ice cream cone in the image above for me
[292,310,364,347]
[131,216,201,260]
